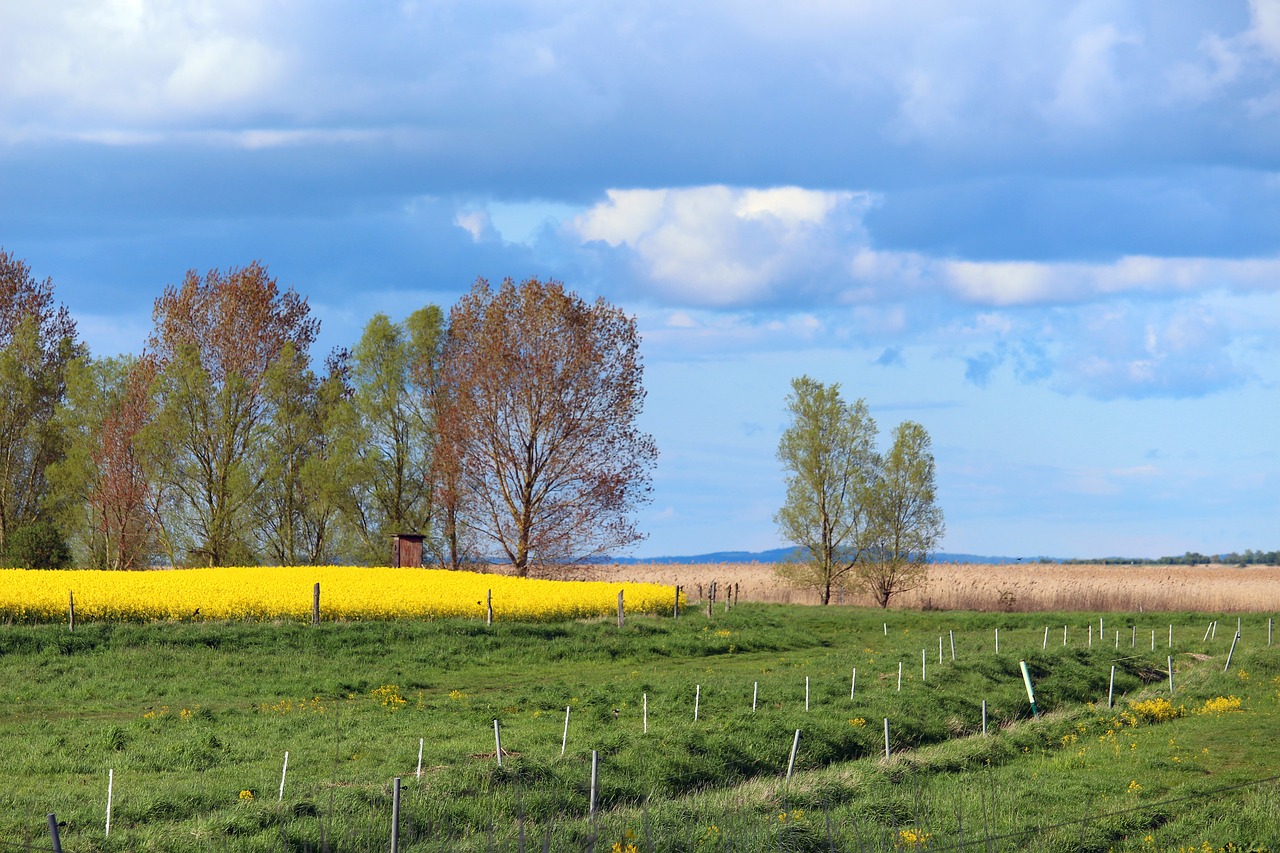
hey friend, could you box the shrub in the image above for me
[2,520,72,569]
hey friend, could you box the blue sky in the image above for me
[2,1,1277,558]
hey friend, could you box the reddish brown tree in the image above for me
[89,358,159,569]
[146,262,319,566]
[436,277,656,575]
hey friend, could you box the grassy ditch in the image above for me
[1,606,1276,851]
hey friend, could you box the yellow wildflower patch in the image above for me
[0,566,679,623]
[1129,697,1185,723]
[1197,696,1243,716]
[897,828,933,849]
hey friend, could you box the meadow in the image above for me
[2,592,1278,852]
[573,562,1280,612]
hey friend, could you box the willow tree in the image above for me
[774,376,879,604]
[436,277,656,575]
[146,263,319,566]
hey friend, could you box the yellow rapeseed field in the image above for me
[0,566,680,623]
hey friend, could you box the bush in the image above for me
[2,520,72,569]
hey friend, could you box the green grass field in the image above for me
[2,606,1277,851]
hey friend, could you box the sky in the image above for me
[1,1,1277,559]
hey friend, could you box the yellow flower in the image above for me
[896,828,933,849]
[1127,780,1142,794]
[0,566,679,624]
[371,684,406,708]
[239,789,255,801]
[1198,696,1242,716]
[1129,697,1184,723]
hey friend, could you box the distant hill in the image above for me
[609,548,1039,565]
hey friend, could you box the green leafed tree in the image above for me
[773,376,879,604]
[250,343,348,565]
[0,250,83,559]
[334,307,443,565]
[859,420,945,608]
[49,354,160,569]
[145,262,319,566]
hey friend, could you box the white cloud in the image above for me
[939,255,1280,306]
[1055,304,1249,399]
[573,186,871,306]
[453,209,492,242]
[1249,0,1280,57]
[0,1,285,126]
[1043,24,1141,126]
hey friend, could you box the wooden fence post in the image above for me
[617,590,624,628]
[312,583,320,626]
[68,591,75,633]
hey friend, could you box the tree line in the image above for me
[1064,550,1280,567]
[0,250,655,573]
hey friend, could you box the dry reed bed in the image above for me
[576,562,1280,613]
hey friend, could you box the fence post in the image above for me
[617,590,624,628]
[312,583,320,626]
[486,589,493,626]
[48,814,62,853]
[390,776,401,853]
[589,751,599,817]
[1224,632,1240,673]
[786,729,801,782]
[69,591,75,633]
[1020,660,1039,717]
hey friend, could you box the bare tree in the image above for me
[436,277,656,575]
